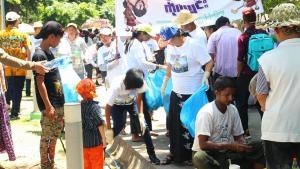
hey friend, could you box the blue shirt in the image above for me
[81,100,104,148]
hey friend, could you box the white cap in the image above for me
[67,23,78,29]
[6,11,20,21]
[99,27,112,36]
[33,21,43,28]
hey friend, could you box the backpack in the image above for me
[247,33,274,71]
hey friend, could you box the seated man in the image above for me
[104,68,160,165]
[192,76,265,169]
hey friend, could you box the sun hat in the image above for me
[35,21,64,39]
[99,27,113,36]
[67,23,78,29]
[262,3,300,28]
[76,78,97,100]
[33,21,43,28]
[172,10,198,26]
[159,26,179,41]
[6,11,20,21]
[136,24,156,37]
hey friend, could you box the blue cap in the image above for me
[159,26,179,41]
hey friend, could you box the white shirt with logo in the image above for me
[165,37,211,95]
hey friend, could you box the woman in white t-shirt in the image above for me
[160,26,213,165]
[66,23,88,79]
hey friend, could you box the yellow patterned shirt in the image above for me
[0,27,30,76]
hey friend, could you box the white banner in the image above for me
[116,0,264,36]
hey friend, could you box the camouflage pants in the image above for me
[40,107,64,169]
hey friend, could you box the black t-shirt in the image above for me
[32,48,65,111]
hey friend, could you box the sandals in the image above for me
[161,154,174,165]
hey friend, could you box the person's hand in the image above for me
[202,71,210,87]
[161,76,169,96]
[102,138,107,149]
[45,105,55,119]
[138,113,146,134]
[33,61,49,75]
[158,64,167,70]
[105,129,114,144]
[231,143,253,152]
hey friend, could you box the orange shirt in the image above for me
[0,27,30,76]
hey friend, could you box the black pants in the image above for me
[169,91,193,163]
[264,140,300,169]
[110,103,156,156]
[142,93,152,131]
[84,64,94,79]
[236,74,252,131]
[5,76,25,116]
[25,79,31,96]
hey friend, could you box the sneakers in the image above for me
[9,115,20,120]
[149,154,160,165]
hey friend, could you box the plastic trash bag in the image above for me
[180,85,209,138]
[49,56,81,103]
[145,70,165,111]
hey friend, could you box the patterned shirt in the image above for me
[256,66,269,95]
[0,27,30,76]
[81,100,104,148]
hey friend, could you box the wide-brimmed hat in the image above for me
[172,10,198,26]
[136,24,156,37]
[262,3,300,28]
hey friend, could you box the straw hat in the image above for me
[172,10,198,26]
[262,3,300,28]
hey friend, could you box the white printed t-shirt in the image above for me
[107,76,148,106]
[192,101,244,151]
[165,37,211,95]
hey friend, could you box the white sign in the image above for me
[116,0,264,36]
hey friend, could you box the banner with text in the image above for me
[116,0,264,36]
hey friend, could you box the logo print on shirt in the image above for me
[171,54,189,73]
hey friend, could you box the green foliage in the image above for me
[262,0,300,13]
[4,0,115,28]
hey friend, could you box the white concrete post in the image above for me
[64,103,84,169]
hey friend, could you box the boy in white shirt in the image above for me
[192,77,265,169]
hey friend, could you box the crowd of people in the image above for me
[0,2,299,169]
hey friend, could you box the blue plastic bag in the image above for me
[57,57,81,103]
[180,85,209,138]
[145,70,166,111]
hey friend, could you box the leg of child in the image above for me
[84,145,104,169]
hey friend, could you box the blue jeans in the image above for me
[110,103,156,156]
[5,76,25,116]
[263,140,300,169]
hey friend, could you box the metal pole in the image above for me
[64,103,84,169]
[0,0,5,30]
